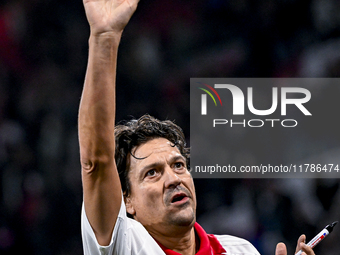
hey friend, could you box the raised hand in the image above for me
[80,0,140,247]
[275,235,315,255]
[83,0,139,36]
[294,235,315,255]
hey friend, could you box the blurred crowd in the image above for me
[0,0,340,254]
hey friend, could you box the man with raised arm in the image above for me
[78,0,316,254]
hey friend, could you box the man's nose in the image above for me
[164,166,181,188]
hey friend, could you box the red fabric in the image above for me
[158,222,226,255]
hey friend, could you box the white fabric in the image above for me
[81,198,261,255]
[215,235,261,255]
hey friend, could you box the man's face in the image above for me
[125,138,196,235]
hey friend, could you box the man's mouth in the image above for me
[170,193,189,204]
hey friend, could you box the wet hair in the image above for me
[114,114,190,197]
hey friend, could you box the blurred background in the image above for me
[0,0,340,254]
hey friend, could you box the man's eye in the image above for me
[174,162,185,169]
[146,169,156,177]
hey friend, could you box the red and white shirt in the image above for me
[157,223,227,255]
[81,198,261,255]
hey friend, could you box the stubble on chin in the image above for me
[167,205,196,227]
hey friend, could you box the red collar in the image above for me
[157,222,226,255]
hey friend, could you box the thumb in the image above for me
[276,242,287,255]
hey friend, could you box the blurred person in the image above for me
[78,0,315,254]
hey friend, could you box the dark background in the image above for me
[0,0,340,254]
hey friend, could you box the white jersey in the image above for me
[81,198,261,255]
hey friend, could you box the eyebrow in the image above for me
[171,155,187,164]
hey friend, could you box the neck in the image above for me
[153,225,198,255]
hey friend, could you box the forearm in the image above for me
[79,34,120,164]
[78,33,122,246]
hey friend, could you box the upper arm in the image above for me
[81,154,122,246]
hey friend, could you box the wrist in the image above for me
[87,32,121,64]
[88,32,122,52]
[89,31,122,45]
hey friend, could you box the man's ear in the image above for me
[124,195,136,216]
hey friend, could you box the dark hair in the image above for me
[114,114,190,197]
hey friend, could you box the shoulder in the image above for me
[82,200,165,255]
[213,234,261,255]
